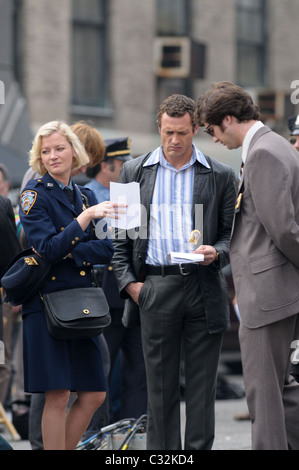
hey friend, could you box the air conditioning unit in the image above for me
[153,37,191,78]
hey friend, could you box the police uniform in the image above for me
[19,172,114,393]
[85,138,148,421]
[288,114,299,145]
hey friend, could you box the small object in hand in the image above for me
[189,230,201,245]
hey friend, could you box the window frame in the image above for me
[236,0,267,88]
[71,0,112,117]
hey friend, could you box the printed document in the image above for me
[110,182,141,229]
[166,252,204,263]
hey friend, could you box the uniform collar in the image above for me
[53,178,73,191]
[41,173,73,191]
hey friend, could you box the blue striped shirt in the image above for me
[144,144,210,266]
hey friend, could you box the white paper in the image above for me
[166,252,204,264]
[110,182,141,229]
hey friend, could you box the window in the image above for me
[236,0,267,87]
[156,0,191,100]
[156,0,189,36]
[72,0,109,110]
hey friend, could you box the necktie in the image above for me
[238,161,244,183]
[63,187,75,205]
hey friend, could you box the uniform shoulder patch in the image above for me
[20,190,38,214]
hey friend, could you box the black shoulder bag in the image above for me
[42,284,111,340]
[43,187,111,340]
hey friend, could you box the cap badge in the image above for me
[24,257,39,266]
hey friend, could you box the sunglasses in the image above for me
[203,124,215,137]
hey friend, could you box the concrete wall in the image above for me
[15,0,299,158]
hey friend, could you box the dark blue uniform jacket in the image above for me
[19,172,114,314]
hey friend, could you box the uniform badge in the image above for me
[235,193,243,212]
[21,190,37,214]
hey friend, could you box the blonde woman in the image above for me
[19,121,122,450]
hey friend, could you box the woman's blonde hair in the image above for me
[29,120,90,175]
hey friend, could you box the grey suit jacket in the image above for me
[230,125,299,328]
[112,149,236,334]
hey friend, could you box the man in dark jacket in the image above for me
[112,94,236,450]
[0,194,21,390]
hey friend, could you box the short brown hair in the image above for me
[156,94,196,129]
[195,81,260,127]
[70,121,105,167]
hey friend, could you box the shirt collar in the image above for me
[143,144,210,169]
[54,178,73,190]
[242,121,264,163]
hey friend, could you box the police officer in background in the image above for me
[288,114,299,151]
[85,138,147,422]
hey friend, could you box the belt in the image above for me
[145,263,199,276]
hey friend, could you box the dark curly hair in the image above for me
[195,81,260,126]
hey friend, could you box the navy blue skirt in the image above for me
[22,309,106,393]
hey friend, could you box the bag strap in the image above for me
[75,184,98,238]
[75,184,90,208]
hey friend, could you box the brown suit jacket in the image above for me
[230,125,299,328]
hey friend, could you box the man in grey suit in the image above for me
[195,81,299,450]
[112,94,236,450]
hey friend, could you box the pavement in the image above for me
[1,375,252,451]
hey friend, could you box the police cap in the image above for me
[1,248,52,305]
[103,137,132,162]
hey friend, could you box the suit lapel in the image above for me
[139,164,158,224]
[192,161,211,229]
[232,125,271,235]
[248,125,271,152]
[236,125,271,197]
[193,161,211,203]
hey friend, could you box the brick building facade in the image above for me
[1,0,298,176]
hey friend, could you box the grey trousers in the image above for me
[139,272,223,450]
[239,314,299,450]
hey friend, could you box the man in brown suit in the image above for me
[195,81,299,450]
